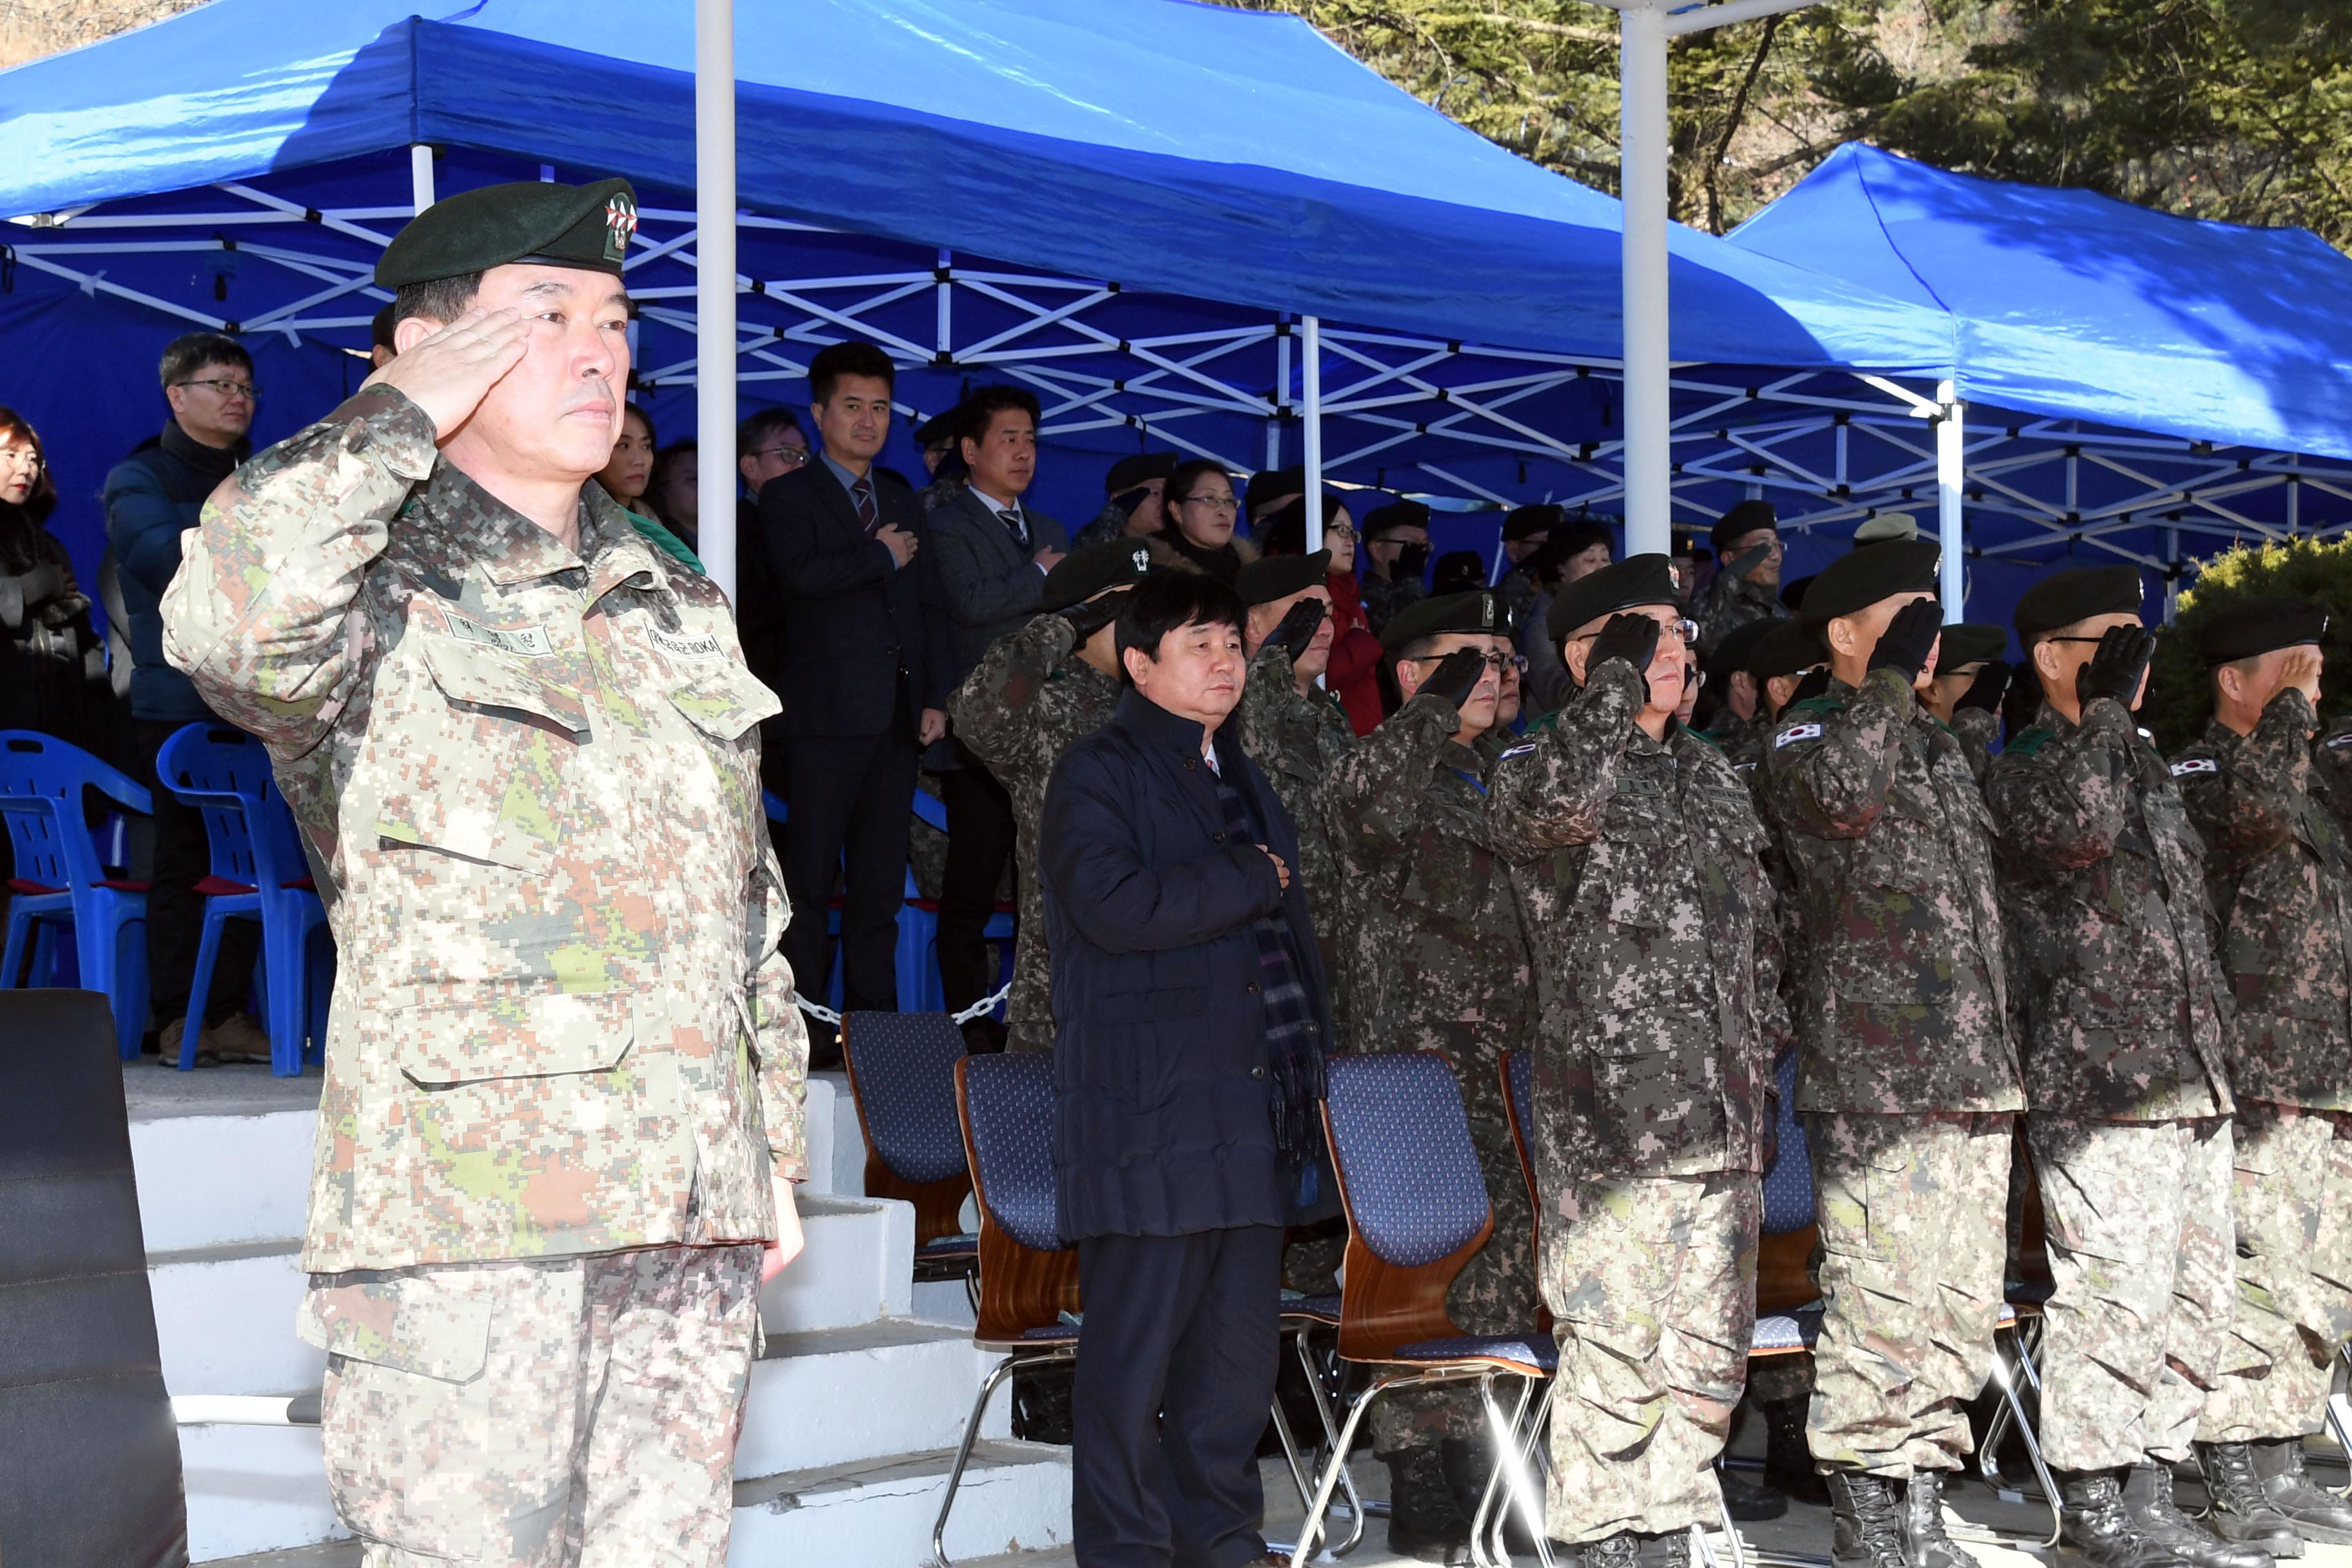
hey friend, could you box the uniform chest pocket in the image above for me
[668,662,784,745]
[418,633,589,737]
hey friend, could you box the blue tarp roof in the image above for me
[0,0,1955,378]
[1730,143,2352,463]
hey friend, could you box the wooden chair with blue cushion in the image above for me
[838,1010,978,1288]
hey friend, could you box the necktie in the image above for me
[996,507,1028,551]
[852,475,879,534]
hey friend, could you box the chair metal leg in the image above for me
[1291,1369,1442,1568]
[1293,1328,1365,1556]
[1473,1373,1554,1568]
[931,1349,1048,1568]
[1988,1332,2064,1549]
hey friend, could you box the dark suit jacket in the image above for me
[927,489,1070,679]
[1039,689,1333,1240]
[758,460,951,739]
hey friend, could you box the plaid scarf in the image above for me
[1208,754,1326,1166]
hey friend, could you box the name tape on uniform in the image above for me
[652,627,725,662]
[444,610,553,658]
[1774,721,1822,749]
[2170,758,2219,776]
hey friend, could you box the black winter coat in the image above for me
[1040,688,1333,1240]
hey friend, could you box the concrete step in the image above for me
[729,1440,1072,1567]
[132,1107,315,1253]
[182,1420,342,1563]
[760,1190,914,1333]
[738,1318,1006,1477]
[203,1545,359,1568]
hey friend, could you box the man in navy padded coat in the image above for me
[1040,569,1335,1568]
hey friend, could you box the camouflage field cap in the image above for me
[377,177,639,289]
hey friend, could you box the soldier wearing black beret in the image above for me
[2164,596,2352,1551]
[1360,499,1432,637]
[1694,616,1783,764]
[1916,622,2014,772]
[1072,450,1180,551]
[1701,498,1784,658]
[1495,502,1564,633]
[163,175,818,1564]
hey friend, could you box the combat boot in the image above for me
[1903,1469,1983,1568]
[1763,1396,1833,1507]
[2197,1443,2304,1558]
[1635,1527,1694,1568]
[1384,1444,1473,1565]
[1829,1472,1909,1568]
[2251,1439,2352,1545]
[2057,1468,2193,1568]
[2121,1462,2277,1568]
[1573,1533,1643,1568]
[1721,1463,1790,1522]
[1440,1436,1535,1555]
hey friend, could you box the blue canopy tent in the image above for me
[0,0,1967,606]
[1730,143,2352,623]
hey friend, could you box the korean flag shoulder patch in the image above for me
[2170,757,2219,777]
[1774,721,1823,750]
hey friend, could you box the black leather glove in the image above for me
[1957,658,2012,714]
[1867,599,1944,684]
[1790,666,1833,706]
[1111,485,1153,521]
[1271,598,1326,662]
[1587,614,1661,694]
[2001,660,2043,741]
[2077,623,2157,709]
[1058,588,1129,643]
[1726,543,1773,580]
[1419,647,1489,712]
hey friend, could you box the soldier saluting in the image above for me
[2170,600,2352,1553]
[161,179,808,1565]
[1760,541,2023,1568]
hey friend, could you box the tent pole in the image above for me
[1936,379,1964,618]
[409,145,434,214]
[1618,0,1671,557]
[1303,315,1324,554]
[695,0,738,603]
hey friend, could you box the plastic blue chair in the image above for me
[0,731,152,1059]
[155,724,329,1076]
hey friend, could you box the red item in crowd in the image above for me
[1324,571,1384,736]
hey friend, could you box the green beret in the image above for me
[1257,495,1349,558]
[1937,622,2010,670]
[1710,498,1777,553]
[1779,574,1815,613]
[1798,539,1941,629]
[2194,596,2329,665]
[1249,467,1304,511]
[1749,619,1827,681]
[914,407,962,447]
[1107,451,1179,494]
[1041,539,1154,613]
[2014,566,2144,642]
[1362,500,1433,540]
[1237,549,1331,607]
[1851,513,1921,547]
[1704,616,1782,682]
[1504,503,1565,543]
[1547,553,1681,642]
[1380,589,1511,652]
[377,177,639,289]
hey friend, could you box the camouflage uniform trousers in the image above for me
[1805,1112,2012,1476]
[1369,1104,1541,1457]
[1544,1172,1760,1543]
[2199,1101,2352,1443]
[311,1244,763,1566]
[2028,1115,2240,1469]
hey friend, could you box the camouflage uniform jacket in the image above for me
[1698,569,1778,658]
[2309,712,2352,834]
[1948,704,1999,784]
[2171,688,2352,1110]
[1068,500,1143,555]
[159,385,806,1275]
[1360,571,1426,637]
[1489,662,1788,1193]
[1320,691,1536,1072]
[1984,696,2233,1122]
[1700,710,1767,780]
[1495,565,1539,639]
[948,611,1122,1052]
[1762,669,2023,1114]
[1240,645,1357,1037]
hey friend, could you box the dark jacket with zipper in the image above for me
[104,421,246,723]
[1039,687,1333,1240]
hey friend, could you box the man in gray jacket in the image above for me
[929,384,1071,1036]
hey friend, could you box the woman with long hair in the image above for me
[596,406,701,570]
[1150,458,1257,583]
[0,407,95,740]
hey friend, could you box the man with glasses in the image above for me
[1986,567,2241,1568]
[103,331,269,1064]
[1491,556,1787,1568]
[1760,542,2025,1568]
[1700,498,1784,658]
[1494,502,1560,631]
[1360,499,1433,637]
[1321,589,1541,1560]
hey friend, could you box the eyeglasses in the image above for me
[1568,618,1701,647]
[176,378,259,399]
[2041,627,2161,645]
[0,448,39,472]
[750,444,810,467]
[1323,524,1358,542]
[1178,494,1239,514]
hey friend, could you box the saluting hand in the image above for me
[1957,658,2012,714]
[1271,598,1328,662]
[2278,646,2324,712]
[364,307,529,438]
[1419,646,1490,712]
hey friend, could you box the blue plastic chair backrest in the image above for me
[958,1052,1065,1253]
[1761,1049,1814,1235]
[843,1012,970,1186]
[0,732,150,890]
[910,787,948,834]
[254,782,313,890]
[156,724,268,888]
[1326,1051,1490,1269]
